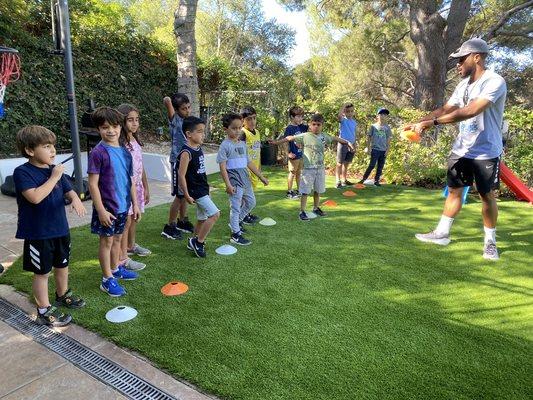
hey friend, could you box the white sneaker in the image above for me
[123,258,146,271]
[483,241,499,260]
[415,230,451,246]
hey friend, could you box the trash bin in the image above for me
[261,141,278,166]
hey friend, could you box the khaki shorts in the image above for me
[288,158,304,173]
[300,168,326,195]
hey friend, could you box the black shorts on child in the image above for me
[23,234,70,275]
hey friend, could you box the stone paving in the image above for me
[0,180,218,400]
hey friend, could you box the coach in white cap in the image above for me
[409,38,507,260]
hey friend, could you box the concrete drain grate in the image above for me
[0,298,178,400]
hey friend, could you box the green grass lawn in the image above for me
[2,167,532,400]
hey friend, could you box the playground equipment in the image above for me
[500,161,533,203]
[0,46,21,119]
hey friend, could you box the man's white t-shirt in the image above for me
[447,70,507,160]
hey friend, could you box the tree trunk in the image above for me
[409,1,447,110]
[174,0,200,116]
[409,0,471,110]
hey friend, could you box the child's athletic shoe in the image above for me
[123,258,146,271]
[293,190,301,198]
[227,223,247,233]
[54,289,86,309]
[335,181,344,189]
[36,305,72,327]
[231,233,251,246]
[286,190,294,199]
[127,244,152,256]
[100,277,126,297]
[344,180,354,186]
[374,181,382,187]
[313,207,326,217]
[177,219,194,233]
[112,265,138,280]
[357,179,364,184]
[299,211,309,221]
[190,237,207,258]
[161,224,182,240]
[483,241,499,260]
[415,230,451,246]
[242,214,257,225]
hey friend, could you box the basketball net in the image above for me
[0,49,21,118]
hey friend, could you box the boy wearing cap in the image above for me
[409,38,507,261]
[336,103,357,188]
[359,108,392,186]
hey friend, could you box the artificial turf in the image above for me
[2,167,532,400]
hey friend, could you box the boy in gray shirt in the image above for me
[359,108,392,186]
[217,113,268,246]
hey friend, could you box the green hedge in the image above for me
[0,10,176,157]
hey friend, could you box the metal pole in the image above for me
[59,0,83,197]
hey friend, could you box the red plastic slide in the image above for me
[500,161,533,203]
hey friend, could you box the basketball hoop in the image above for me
[0,46,21,119]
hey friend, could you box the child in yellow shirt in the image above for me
[240,106,262,224]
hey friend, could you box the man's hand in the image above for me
[347,142,355,152]
[288,152,296,159]
[185,194,195,205]
[413,120,433,134]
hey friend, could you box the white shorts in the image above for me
[299,168,325,195]
[195,195,219,221]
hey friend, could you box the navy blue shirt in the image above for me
[284,124,308,159]
[13,162,72,240]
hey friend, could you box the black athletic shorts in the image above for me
[447,155,500,195]
[170,162,184,198]
[23,234,70,275]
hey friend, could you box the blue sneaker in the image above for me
[100,277,126,297]
[112,265,138,280]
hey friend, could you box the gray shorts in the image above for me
[336,143,355,163]
[300,168,325,195]
[195,195,219,221]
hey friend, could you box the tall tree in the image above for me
[175,0,200,115]
[279,0,533,110]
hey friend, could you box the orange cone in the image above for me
[343,190,357,197]
[161,281,189,296]
[322,199,338,207]
[354,183,366,189]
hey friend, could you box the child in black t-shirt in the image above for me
[177,117,220,258]
[13,126,86,327]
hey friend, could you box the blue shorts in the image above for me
[195,195,219,221]
[91,209,128,237]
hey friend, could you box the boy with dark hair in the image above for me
[178,116,220,258]
[358,108,392,187]
[217,112,269,245]
[88,107,140,297]
[240,105,261,224]
[271,114,354,221]
[161,92,194,239]
[284,106,308,199]
[14,125,87,326]
[336,103,357,188]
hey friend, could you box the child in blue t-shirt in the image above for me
[284,106,308,199]
[13,126,87,327]
[88,107,141,297]
[336,103,357,188]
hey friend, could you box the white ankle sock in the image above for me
[38,307,48,314]
[435,215,454,235]
[484,227,496,244]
